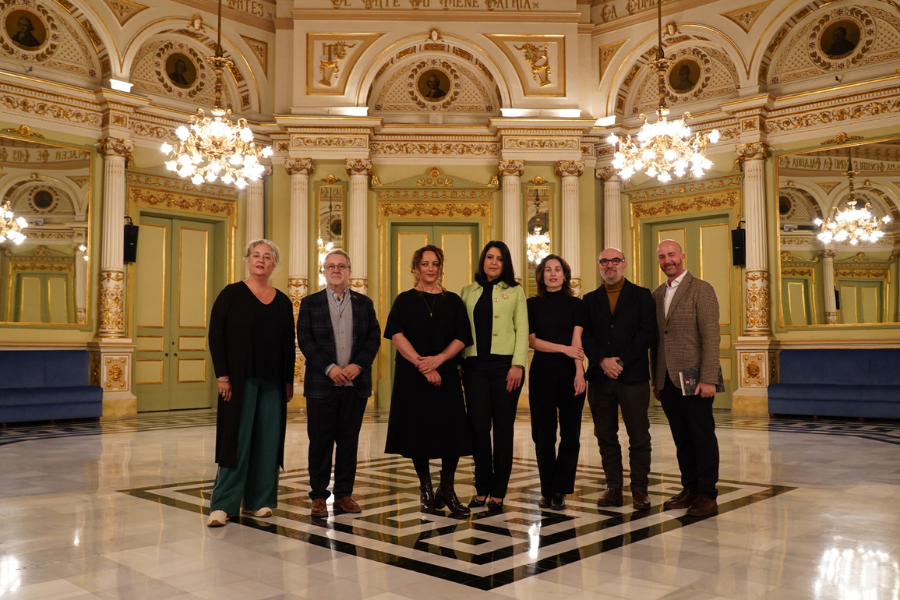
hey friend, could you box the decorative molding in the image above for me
[284,157,314,176]
[513,43,552,87]
[370,140,500,157]
[599,41,624,83]
[240,35,269,76]
[503,137,579,150]
[530,175,548,185]
[595,166,617,181]
[378,201,491,220]
[292,134,367,149]
[765,94,900,135]
[129,187,236,217]
[1,125,44,138]
[97,270,124,337]
[103,355,129,391]
[306,33,383,95]
[348,278,367,295]
[484,33,566,97]
[721,1,772,33]
[498,159,525,177]
[821,132,864,145]
[745,270,770,334]
[740,351,769,387]
[735,142,772,162]
[556,160,585,177]
[630,190,740,220]
[345,158,373,176]
[101,0,150,26]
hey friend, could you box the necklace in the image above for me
[419,289,438,317]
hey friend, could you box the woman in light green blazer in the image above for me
[460,241,529,511]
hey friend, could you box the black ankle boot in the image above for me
[435,472,470,517]
[419,475,437,514]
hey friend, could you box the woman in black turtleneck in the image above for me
[460,241,529,512]
[526,254,586,510]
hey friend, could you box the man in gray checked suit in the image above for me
[650,239,721,517]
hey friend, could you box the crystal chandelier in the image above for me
[0,201,28,245]
[605,0,719,183]
[815,148,891,245]
[525,194,550,265]
[160,0,272,189]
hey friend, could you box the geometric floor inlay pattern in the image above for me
[122,456,794,590]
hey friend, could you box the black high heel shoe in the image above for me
[419,479,437,514]
[467,496,487,508]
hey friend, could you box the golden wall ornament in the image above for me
[498,160,525,177]
[345,158,373,176]
[105,357,128,390]
[595,166,617,181]
[318,41,357,87]
[292,135,367,149]
[740,351,768,387]
[513,43,552,87]
[721,1,772,33]
[821,132,864,145]
[530,175,548,185]
[503,138,580,150]
[129,188,235,217]
[735,142,772,163]
[556,160,585,178]
[370,141,500,157]
[97,270,125,337]
[285,158,314,176]
[744,270,770,334]
[766,97,900,134]
[630,190,740,220]
[348,277,367,294]
[1,125,44,138]
[378,201,491,220]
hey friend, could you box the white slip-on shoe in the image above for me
[207,510,228,527]
[241,507,273,518]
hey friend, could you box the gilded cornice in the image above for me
[629,189,740,220]
[125,172,240,199]
[624,174,744,200]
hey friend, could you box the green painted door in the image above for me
[133,216,216,411]
[642,216,737,407]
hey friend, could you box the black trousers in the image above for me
[306,386,367,500]
[529,355,585,497]
[464,356,521,498]
[660,373,719,498]
[587,379,651,492]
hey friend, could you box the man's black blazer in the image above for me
[582,278,657,384]
[297,288,381,399]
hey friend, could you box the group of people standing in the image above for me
[204,236,721,527]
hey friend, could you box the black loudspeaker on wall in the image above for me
[124,218,139,263]
[731,227,746,267]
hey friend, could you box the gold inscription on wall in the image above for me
[330,0,539,9]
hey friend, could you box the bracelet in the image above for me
[217,377,229,383]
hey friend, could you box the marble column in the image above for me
[285,158,314,316]
[820,250,837,324]
[345,158,372,295]
[246,178,265,245]
[557,160,585,295]
[498,160,525,280]
[96,137,133,338]
[736,142,773,335]
[596,167,621,251]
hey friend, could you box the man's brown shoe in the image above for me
[311,498,327,518]
[632,490,651,510]
[596,488,623,507]
[663,489,698,510]
[334,496,362,513]
[686,496,718,517]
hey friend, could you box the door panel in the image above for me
[134,216,216,411]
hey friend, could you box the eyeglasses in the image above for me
[598,258,624,266]
[323,264,348,271]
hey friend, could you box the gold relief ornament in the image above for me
[595,166,617,181]
[318,41,357,87]
[740,352,766,387]
[349,278,367,294]
[345,159,373,176]
[1,125,44,138]
[570,278,582,297]
[105,357,128,390]
[513,43,552,87]
[96,137,134,167]
[735,142,772,163]
[498,160,525,177]
[97,270,125,337]
[284,157,314,176]
[821,132,864,145]
[556,160,585,177]
[744,270,770,334]
[530,175,548,185]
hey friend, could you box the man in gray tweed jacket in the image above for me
[650,239,721,517]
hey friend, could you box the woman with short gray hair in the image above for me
[206,239,296,527]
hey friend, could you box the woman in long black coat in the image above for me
[206,239,295,527]
[384,245,473,517]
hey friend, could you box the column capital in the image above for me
[556,160,585,178]
[818,249,838,259]
[498,160,525,177]
[595,166,618,181]
[735,142,772,163]
[96,137,134,162]
[345,158,373,176]
[285,158,314,176]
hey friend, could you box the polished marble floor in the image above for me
[1,408,899,599]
